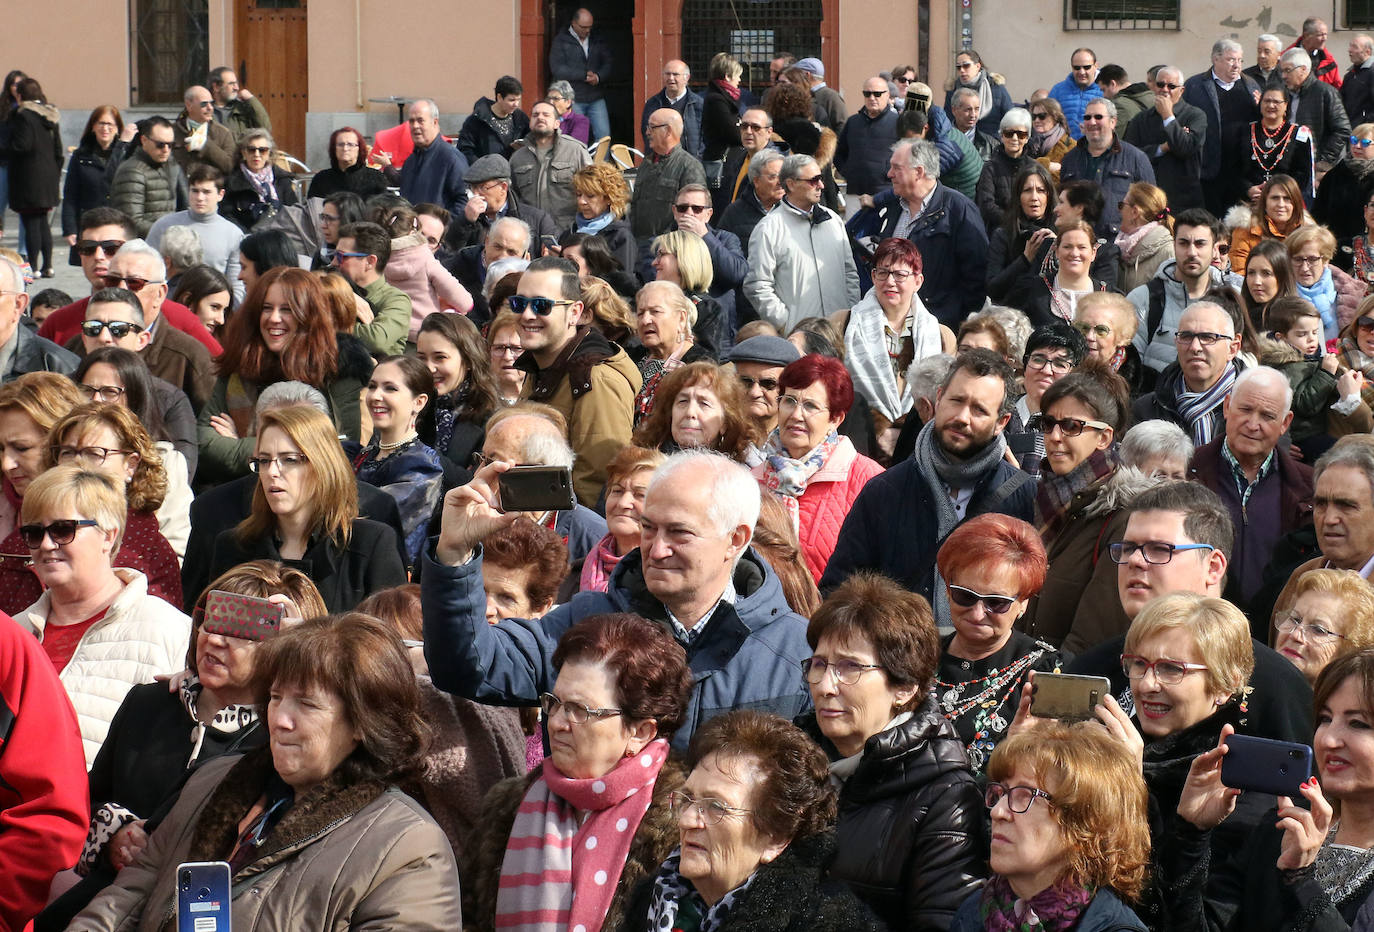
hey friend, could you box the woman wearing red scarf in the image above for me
[702,53,744,181]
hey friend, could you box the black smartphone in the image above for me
[498,465,576,513]
[177,860,232,932]
[1030,673,1110,722]
[1220,734,1313,797]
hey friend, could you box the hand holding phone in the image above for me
[1220,734,1313,797]
[1029,673,1110,722]
[497,465,576,514]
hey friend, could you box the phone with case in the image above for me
[201,591,284,642]
[176,860,232,932]
[1029,673,1111,722]
[497,465,576,513]
[1220,734,1313,797]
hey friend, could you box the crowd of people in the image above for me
[11,8,1374,932]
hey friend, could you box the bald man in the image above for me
[630,107,706,242]
[641,59,704,157]
[1345,34,1374,125]
[172,85,236,175]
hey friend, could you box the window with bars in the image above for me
[1349,0,1374,29]
[680,0,824,95]
[1064,0,1179,30]
[131,0,210,104]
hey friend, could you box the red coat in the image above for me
[1286,40,1343,89]
[754,437,884,583]
[39,295,221,357]
[0,613,89,931]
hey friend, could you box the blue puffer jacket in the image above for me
[420,545,811,750]
[949,887,1148,932]
[1048,74,1104,139]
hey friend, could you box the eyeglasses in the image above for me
[80,383,126,402]
[862,90,887,98]
[1120,654,1210,685]
[740,121,770,132]
[243,146,272,154]
[1027,413,1110,437]
[331,250,369,263]
[1280,66,1299,75]
[546,94,567,103]
[793,174,825,188]
[647,122,671,133]
[490,342,523,357]
[1001,129,1029,139]
[508,295,575,316]
[737,375,779,392]
[320,212,341,224]
[1072,64,1096,71]
[1353,137,1374,147]
[1275,611,1346,643]
[80,320,144,340]
[100,274,164,293]
[668,790,753,825]
[948,584,1018,614]
[53,445,132,466]
[673,202,710,214]
[1174,330,1233,346]
[1155,82,1182,90]
[1074,322,1113,337]
[76,239,125,257]
[1031,111,1050,120]
[872,267,916,282]
[145,139,173,150]
[985,782,1055,813]
[1292,254,1327,267]
[192,99,214,108]
[334,141,360,149]
[1025,353,1074,373]
[248,453,310,473]
[800,657,883,686]
[539,692,623,724]
[19,519,99,549]
[1107,540,1216,564]
[778,395,828,417]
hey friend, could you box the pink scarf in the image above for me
[1114,220,1161,262]
[495,738,669,932]
[578,533,623,593]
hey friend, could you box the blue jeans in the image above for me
[574,99,610,142]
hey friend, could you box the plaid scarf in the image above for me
[1174,364,1236,445]
[1035,446,1118,540]
[979,874,1096,932]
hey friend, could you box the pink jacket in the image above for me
[753,437,884,583]
[384,232,474,340]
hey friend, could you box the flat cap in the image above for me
[464,154,511,184]
[727,335,801,367]
[792,58,825,78]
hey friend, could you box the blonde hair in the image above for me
[1075,291,1139,343]
[651,230,714,293]
[0,372,88,435]
[1286,224,1337,262]
[580,276,636,335]
[46,403,167,514]
[1290,568,1374,656]
[988,723,1151,901]
[1124,592,1255,699]
[21,465,128,556]
[636,280,698,336]
[1123,182,1173,234]
[572,163,631,218]
[605,445,665,488]
[237,406,359,548]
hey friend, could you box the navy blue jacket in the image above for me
[835,108,898,197]
[399,139,470,216]
[1181,69,1261,179]
[420,546,811,750]
[641,89,705,159]
[819,452,1036,599]
[548,28,612,104]
[876,184,989,326]
[1059,135,1156,237]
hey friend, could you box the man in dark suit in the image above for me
[547,8,612,142]
[1344,34,1374,127]
[1182,37,1260,216]
[1123,65,1208,210]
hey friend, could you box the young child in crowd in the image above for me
[1260,295,1370,452]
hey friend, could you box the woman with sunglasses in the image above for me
[1028,96,1075,182]
[949,723,1151,932]
[220,129,298,233]
[796,572,983,930]
[1230,173,1311,276]
[12,465,191,766]
[944,49,1013,138]
[1243,87,1315,211]
[1116,182,1175,293]
[1313,121,1374,251]
[933,513,1063,771]
[976,108,1035,233]
[462,613,691,932]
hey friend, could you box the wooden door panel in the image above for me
[234,1,308,157]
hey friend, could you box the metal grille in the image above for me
[1064,0,1179,30]
[1349,0,1374,29]
[131,0,209,104]
[680,0,824,96]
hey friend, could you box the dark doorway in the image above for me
[680,0,822,102]
[131,0,209,104]
[553,1,636,144]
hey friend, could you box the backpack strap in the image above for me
[1146,277,1168,342]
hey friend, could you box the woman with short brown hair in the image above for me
[632,361,755,459]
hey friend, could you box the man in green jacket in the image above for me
[208,66,272,140]
[334,221,411,356]
[110,117,187,237]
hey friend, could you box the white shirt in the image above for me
[569,26,589,55]
[950,486,975,520]
[665,88,686,105]
[1211,70,1236,91]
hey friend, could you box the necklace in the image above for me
[1355,235,1374,285]
[377,431,417,452]
[935,649,1043,768]
[1251,121,1294,174]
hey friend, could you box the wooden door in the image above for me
[234,0,308,157]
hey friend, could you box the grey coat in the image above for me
[629,145,706,240]
[509,131,592,230]
[110,149,187,237]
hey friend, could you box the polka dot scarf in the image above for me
[495,737,670,932]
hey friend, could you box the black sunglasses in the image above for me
[861,90,887,98]
[948,584,1017,614]
[77,239,126,257]
[673,203,710,214]
[1155,82,1182,90]
[508,295,574,316]
[81,320,144,340]
[738,375,779,391]
[20,519,99,549]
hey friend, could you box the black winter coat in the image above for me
[619,832,888,932]
[975,147,1035,234]
[306,162,389,199]
[457,97,530,163]
[835,108,899,198]
[796,700,985,932]
[219,165,299,232]
[701,81,742,162]
[5,103,62,211]
[62,137,130,235]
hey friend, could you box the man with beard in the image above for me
[508,100,590,230]
[1128,208,1226,379]
[820,348,1034,623]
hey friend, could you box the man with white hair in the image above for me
[717,148,784,261]
[171,85,235,175]
[0,257,78,381]
[1122,65,1208,210]
[640,60,704,157]
[1281,46,1351,171]
[1246,34,1284,88]
[744,153,858,331]
[421,449,812,750]
[451,215,531,326]
[1187,366,1314,606]
[1183,38,1260,216]
[1344,34,1374,126]
[399,99,470,216]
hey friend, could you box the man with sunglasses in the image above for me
[509,256,638,506]
[1048,48,1103,140]
[1122,65,1207,210]
[110,116,187,238]
[170,85,235,176]
[1187,367,1313,607]
[744,153,858,332]
[836,78,900,200]
[38,207,221,358]
[727,335,800,452]
[638,183,746,334]
[0,257,78,382]
[1059,98,1154,237]
[713,107,775,215]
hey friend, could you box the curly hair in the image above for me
[632,362,757,459]
[687,710,836,843]
[988,723,1151,901]
[1289,569,1374,661]
[552,613,693,741]
[572,163,631,218]
[767,82,814,123]
[0,372,87,437]
[46,402,167,514]
[186,560,329,669]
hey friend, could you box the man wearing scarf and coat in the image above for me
[1132,301,1243,446]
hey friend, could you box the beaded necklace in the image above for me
[1354,234,1374,285]
[936,650,1041,769]
[1251,121,1295,176]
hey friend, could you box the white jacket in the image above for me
[18,568,191,766]
[743,199,860,332]
[154,441,191,563]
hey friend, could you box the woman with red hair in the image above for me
[306,126,388,199]
[197,266,374,482]
[751,354,883,583]
[932,512,1063,771]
